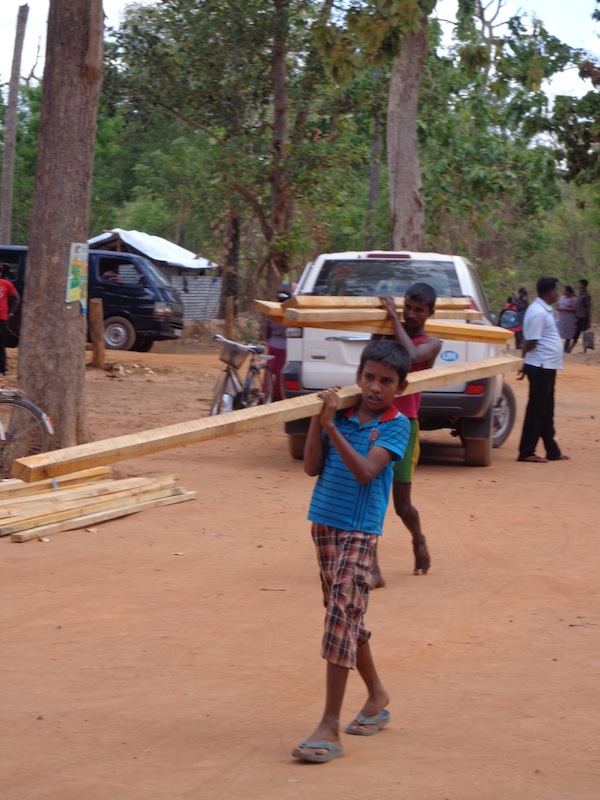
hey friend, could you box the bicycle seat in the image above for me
[247,345,266,355]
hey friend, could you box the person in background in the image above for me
[264,289,291,402]
[101,268,121,283]
[571,279,592,353]
[514,287,529,347]
[517,276,569,464]
[555,284,577,353]
[0,264,20,376]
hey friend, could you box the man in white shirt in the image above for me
[517,276,570,463]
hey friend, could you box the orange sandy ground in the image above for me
[1,339,599,800]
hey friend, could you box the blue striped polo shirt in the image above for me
[308,405,410,535]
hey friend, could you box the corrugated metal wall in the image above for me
[162,268,222,320]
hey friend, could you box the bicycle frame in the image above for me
[211,335,274,415]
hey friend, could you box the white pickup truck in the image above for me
[281,250,516,466]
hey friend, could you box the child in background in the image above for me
[372,285,441,581]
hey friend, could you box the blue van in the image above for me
[0,245,184,351]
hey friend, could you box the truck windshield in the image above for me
[310,259,462,299]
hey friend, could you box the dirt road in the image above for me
[1,340,599,799]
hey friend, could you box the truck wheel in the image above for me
[493,382,516,448]
[288,434,307,460]
[104,317,136,350]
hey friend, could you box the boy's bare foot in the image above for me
[372,566,386,589]
[413,535,431,575]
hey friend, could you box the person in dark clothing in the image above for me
[570,279,592,352]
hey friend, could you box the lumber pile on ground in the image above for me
[0,466,196,543]
[253,296,512,344]
[12,354,523,484]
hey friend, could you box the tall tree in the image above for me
[18,0,103,448]
[113,0,338,297]
[0,3,29,242]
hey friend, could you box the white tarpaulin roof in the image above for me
[88,228,217,271]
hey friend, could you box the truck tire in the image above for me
[104,316,136,350]
[492,382,516,448]
[288,433,307,460]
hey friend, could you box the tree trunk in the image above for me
[218,208,239,319]
[0,4,29,243]
[17,0,103,449]
[267,0,291,298]
[365,117,383,249]
[387,17,428,251]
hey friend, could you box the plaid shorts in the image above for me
[311,522,378,670]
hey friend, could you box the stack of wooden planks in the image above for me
[254,295,513,344]
[0,466,196,543]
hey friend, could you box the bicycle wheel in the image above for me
[243,365,273,408]
[210,372,238,415]
[0,398,50,478]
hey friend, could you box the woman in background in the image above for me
[556,284,577,352]
[264,290,291,401]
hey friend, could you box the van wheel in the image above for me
[288,434,307,460]
[104,317,136,350]
[132,338,154,352]
[492,382,516,448]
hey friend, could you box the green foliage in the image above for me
[4,0,599,311]
[552,92,600,183]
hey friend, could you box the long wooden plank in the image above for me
[260,312,507,342]
[254,297,473,318]
[285,315,513,343]
[283,296,471,309]
[12,354,522,483]
[10,490,197,543]
[284,307,485,323]
[0,467,113,497]
[0,478,180,536]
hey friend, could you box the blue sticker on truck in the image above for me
[441,349,459,362]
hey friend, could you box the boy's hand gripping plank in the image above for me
[12,355,523,483]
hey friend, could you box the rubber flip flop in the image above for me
[518,455,548,463]
[291,740,344,763]
[345,708,390,736]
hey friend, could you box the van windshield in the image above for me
[310,259,462,299]
[137,258,170,288]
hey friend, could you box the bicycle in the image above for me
[0,389,54,478]
[210,334,274,415]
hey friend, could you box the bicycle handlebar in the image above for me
[213,334,267,356]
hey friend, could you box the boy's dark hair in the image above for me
[359,339,409,383]
[537,276,558,296]
[564,284,574,295]
[579,278,589,288]
[405,281,436,310]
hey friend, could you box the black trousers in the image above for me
[518,365,562,460]
[572,317,589,346]
[0,319,8,375]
